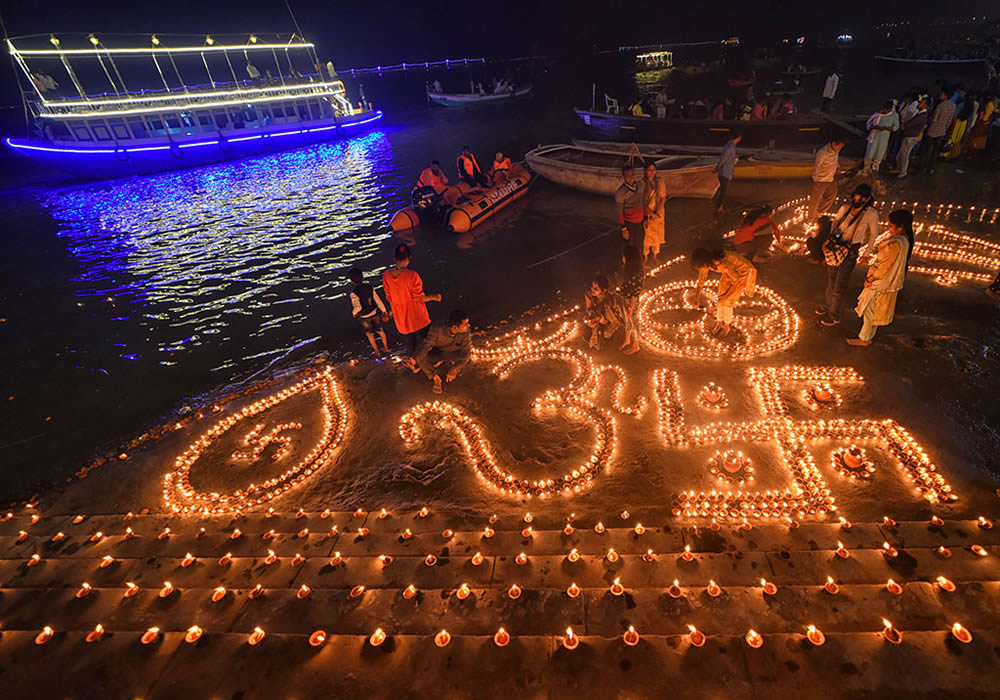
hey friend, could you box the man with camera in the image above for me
[815,184,879,327]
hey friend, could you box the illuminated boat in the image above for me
[4,33,382,179]
[525,144,718,198]
[427,84,532,107]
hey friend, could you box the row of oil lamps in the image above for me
[26,620,976,649]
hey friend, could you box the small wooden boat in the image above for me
[570,140,862,179]
[427,84,533,107]
[574,108,867,148]
[780,67,821,77]
[874,56,987,69]
[525,144,718,198]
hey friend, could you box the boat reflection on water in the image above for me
[38,130,400,371]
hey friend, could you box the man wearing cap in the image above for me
[413,310,473,394]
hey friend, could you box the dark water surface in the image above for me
[0,49,986,499]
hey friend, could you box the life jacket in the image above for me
[492,157,511,173]
[457,152,482,178]
[417,167,447,190]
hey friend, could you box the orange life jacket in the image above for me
[456,152,482,178]
[492,157,511,173]
[417,167,448,190]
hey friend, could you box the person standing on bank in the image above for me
[713,133,741,221]
[816,184,879,327]
[807,138,845,220]
[918,87,956,175]
[896,97,929,179]
[642,162,667,264]
[615,165,646,253]
[864,101,900,173]
[620,246,644,354]
[382,243,441,363]
[821,67,839,113]
[413,310,472,394]
[348,268,391,358]
[848,209,914,346]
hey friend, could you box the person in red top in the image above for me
[732,205,783,262]
[382,243,441,362]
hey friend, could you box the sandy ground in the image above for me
[1,160,1000,698]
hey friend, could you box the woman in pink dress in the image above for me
[382,243,441,360]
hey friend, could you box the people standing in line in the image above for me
[816,184,880,327]
[348,268,391,358]
[897,97,929,179]
[713,133,741,221]
[918,87,957,174]
[619,246,644,355]
[641,162,666,264]
[382,244,441,363]
[946,90,978,158]
[690,248,757,338]
[807,138,845,220]
[615,165,646,253]
[456,145,489,187]
[584,274,631,350]
[490,152,512,185]
[849,210,915,346]
[864,101,900,172]
[821,68,840,113]
[733,205,784,261]
[413,310,472,394]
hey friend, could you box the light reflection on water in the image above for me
[39,131,403,371]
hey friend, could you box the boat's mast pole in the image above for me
[1,15,36,139]
[150,36,173,92]
[88,35,121,95]
[201,35,216,88]
[50,35,87,99]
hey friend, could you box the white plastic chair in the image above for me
[604,94,619,114]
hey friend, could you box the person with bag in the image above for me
[815,184,879,327]
[848,209,914,346]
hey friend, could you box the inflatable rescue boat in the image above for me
[390,163,532,233]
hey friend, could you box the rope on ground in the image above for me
[524,226,619,270]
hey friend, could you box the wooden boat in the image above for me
[571,139,862,179]
[525,144,718,198]
[427,84,532,107]
[780,67,821,77]
[874,56,987,68]
[573,108,867,148]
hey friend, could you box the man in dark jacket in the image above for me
[897,97,929,178]
[414,310,472,394]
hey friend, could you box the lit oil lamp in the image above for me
[425,553,438,566]
[354,508,365,518]
[30,513,40,524]
[309,630,327,647]
[266,508,275,519]
[379,554,393,567]
[401,528,413,541]
[633,523,645,536]
[745,629,763,648]
[687,624,706,647]
[16,530,27,542]
[521,526,533,538]
[27,553,41,567]
[297,584,311,599]
[937,545,952,558]
[563,523,575,536]
[882,542,899,558]
[291,553,306,566]
[211,586,228,602]
[806,625,826,646]
[35,626,54,645]
[50,532,65,543]
[515,552,528,566]
[297,528,309,539]
[710,518,721,531]
[610,577,625,596]
[494,627,510,647]
[442,529,454,540]
[218,552,233,566]
[248,627,266,646]
[249,584,264,599]
[86,624,105,643]
[181,552,196,568]
[350,585,366,598]
[186,625,204,643]
[620,510,630,521]
[622,626,640,647]
[563,627,579,650]
[971,545,988,556]
[594,521,605,534]
[230,528,242,540]
[357,528,370,538]
[435,629,451,647]
[402,584,418,600]
[641,549,655,563]
[158,527,171,540]
[141,627,160,645]
[706,580,722,597]
[838,516,852,530]
[951,622,973,644]
[73,515,85,524]
[378,508,389,520]
[262,529,275,541]
[124,582,139,598]
[524,512,533,523]
[196,527,206,538]
[978,516,993,530]
[567,548,580,563]
[456,583,471,600]
[471,552,485,566]
[740,518,752,532]
[264,549,278,565]
[606,548,619,563]
[836,541,850,558]
[761,578,777,596]
[419,507,430,518]
[89,531,103,543]
[881,618,901,644]
[681,545,694,562]
[930,515,944,527]
[824,576,839,595]
[885,578,903,595]
[508,583,522,599]
[567,582,581,598]
[667,579,683,598]
[482,527,495,539]
[936,576,956,592]
[158,581,175,598]
[124,526,135,539]
[99,555,114,568]
[321,508,332,519]
[328,525,339,537]
[489,514,498,524]
[75,582,92,598]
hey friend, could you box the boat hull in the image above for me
[574,109,864,148]
[428,85,532,106]
[5,111,383,180]
[874,56,986,70]
[526,146,718,198]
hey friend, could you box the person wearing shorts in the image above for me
[348,268,390,357]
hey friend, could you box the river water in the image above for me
[0,47,987,499]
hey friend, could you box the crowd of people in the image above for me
[627,85,800,121]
